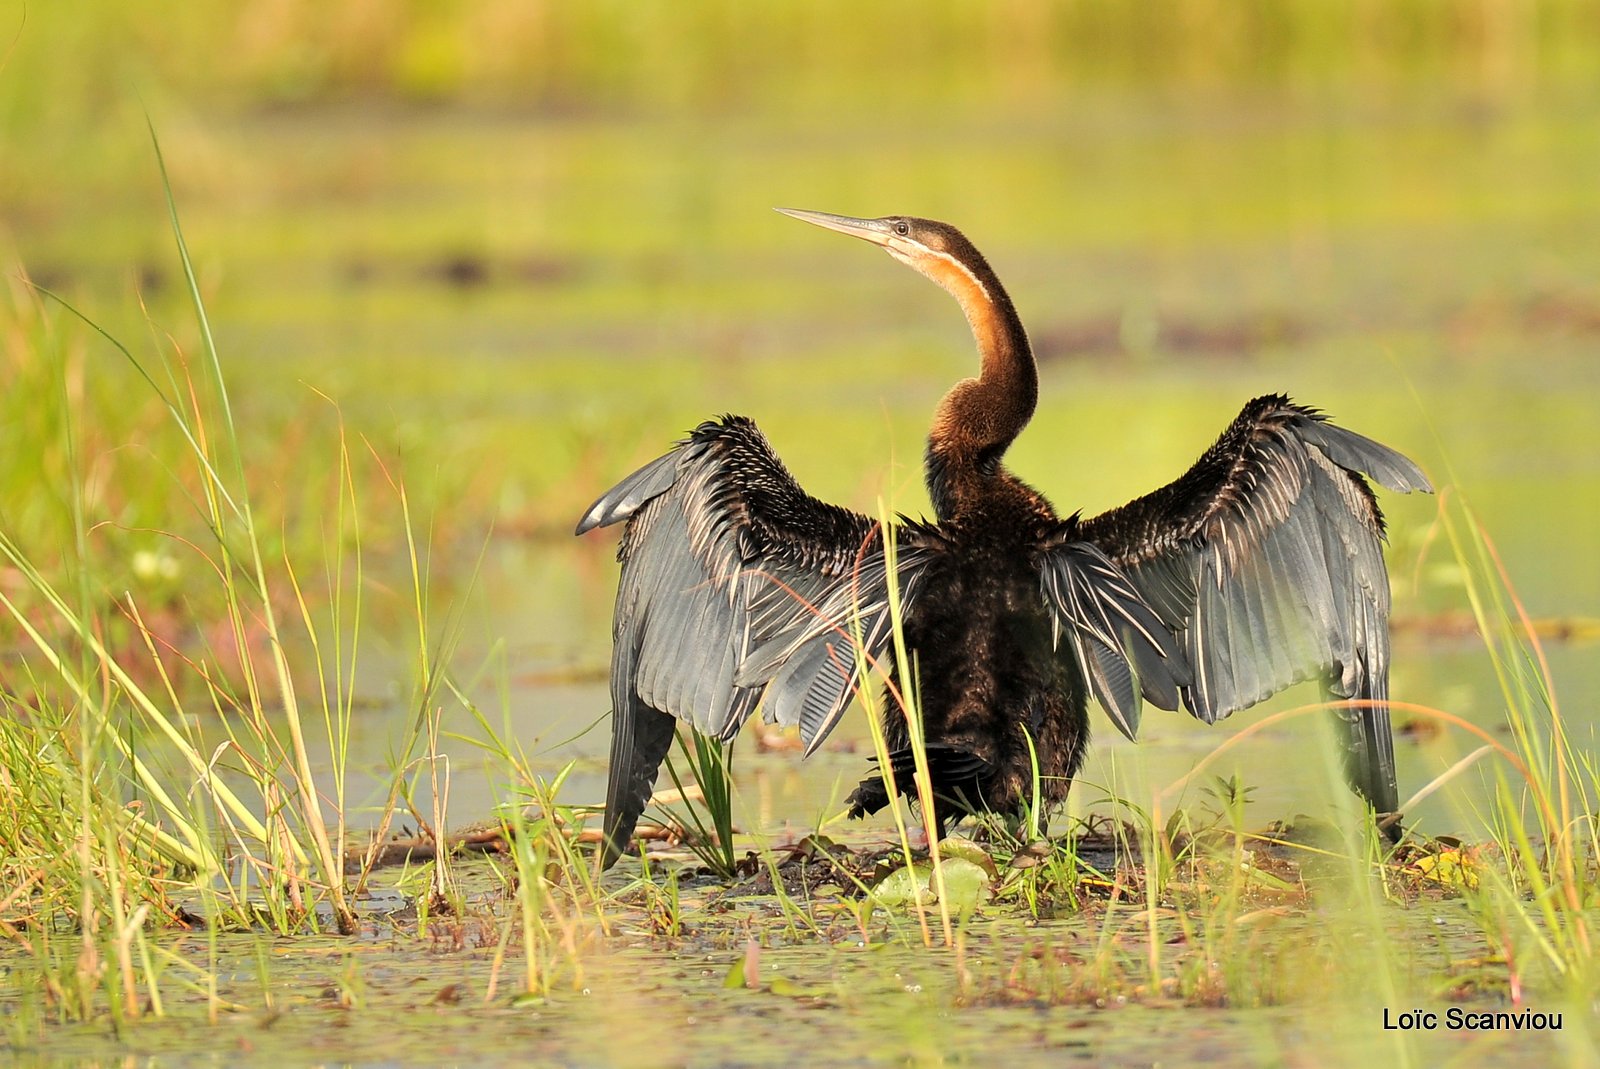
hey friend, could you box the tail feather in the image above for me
[845,744,994,834]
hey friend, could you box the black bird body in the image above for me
[577,210,1431,866]
[849,472,1088,830]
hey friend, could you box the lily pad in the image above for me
[871,857,993,911]
[935,837,999,877]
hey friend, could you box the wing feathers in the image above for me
[1078,395,1427,821]
[1298,419,1432,495]
[1040,541,1191,740]
[581,416,933,866]
[575,449,685,535]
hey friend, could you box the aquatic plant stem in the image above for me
[880,504,955,947]
[848,519,933,947]
[151,121,352,931]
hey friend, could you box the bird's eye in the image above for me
[894,220,910,236]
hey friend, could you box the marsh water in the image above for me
[6,19,1600,1065]
[10,894,1583,1069]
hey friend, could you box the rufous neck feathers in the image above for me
[919,248,1036,460]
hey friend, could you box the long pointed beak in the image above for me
[775,208,895,247]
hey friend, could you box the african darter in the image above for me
[577,210,1431,867]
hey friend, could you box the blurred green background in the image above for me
[2,2,1597,831]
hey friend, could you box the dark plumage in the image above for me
[577,210,1431,867]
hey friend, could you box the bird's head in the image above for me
[776,209,1002,312]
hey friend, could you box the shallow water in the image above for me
[4,852,1592,1068]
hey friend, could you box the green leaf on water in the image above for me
[767,978,827,999]
[723,956,747,989]
[936,837,998,877]
[870,857,992,910]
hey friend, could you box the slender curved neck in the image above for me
[969,291,1036,428]
[916,249,1037,517]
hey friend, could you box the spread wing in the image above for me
[575,415,936,865]
[1077,395,1431,821]
[1036,535,1192,742]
